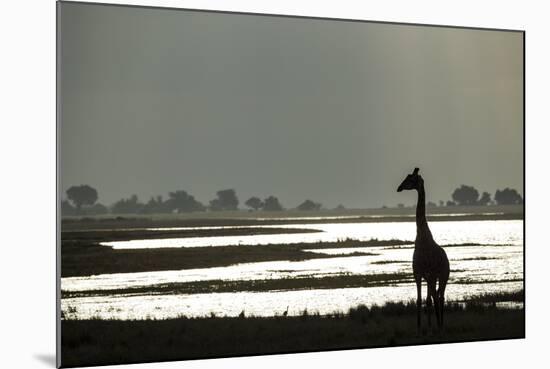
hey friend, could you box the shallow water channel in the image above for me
[61,219,523,320]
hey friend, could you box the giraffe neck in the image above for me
[416,181,433,243]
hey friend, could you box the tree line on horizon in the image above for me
[394,184,522,209]
[61,184,523,216]
[61,186,318,216]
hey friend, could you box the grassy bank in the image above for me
[61,238,410,277]
[62,272,414,298]
[62,226,320,242]
[62,271,523,298]
[61,295,524,368]
[61,236,513,278]
[61,204,523,231]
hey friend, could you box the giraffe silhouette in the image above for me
[397,168,450,331]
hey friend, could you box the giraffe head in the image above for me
[397,167,422,192]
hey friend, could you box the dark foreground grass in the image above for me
[61,299,524,368]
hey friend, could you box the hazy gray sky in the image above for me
[59,2,523,209]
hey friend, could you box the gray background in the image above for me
[59,3,523,208]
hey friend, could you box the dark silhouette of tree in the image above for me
[111,194,143,214]
[61,200,77,216]
[142,196,170,214]
[263,196,284,211]
[397,203,405,208]
[478,191,492,206]
[446,200,456,207]
[427,201,437,208]
[210,189,239,211]
[296,199,322,211]
[66,185,98,211]
[439,200,444,207]
[494,188,523,205]
[245,197,263,211]
[87,203,108,215]
[166,191,205,213]
[335,204,346,210]
[62,196,106,216]
[451,185,479,206]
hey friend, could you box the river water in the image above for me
[61,219,523,320]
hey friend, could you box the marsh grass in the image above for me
[61,226,321,243]
[61,295,524,368]
[62,272,414,298]
[370,260,407,265]
[61,238,411,277]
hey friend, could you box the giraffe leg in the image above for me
[425,283,432,328]
[415,275,422,333]
[438,278,448,329]
[428,280,439,330]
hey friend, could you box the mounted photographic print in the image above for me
[57,1,524,367]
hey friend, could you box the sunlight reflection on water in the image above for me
[62,220,523,320]
[100,220,522,249]
[62,245,522,292]
[61,281,523,320]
